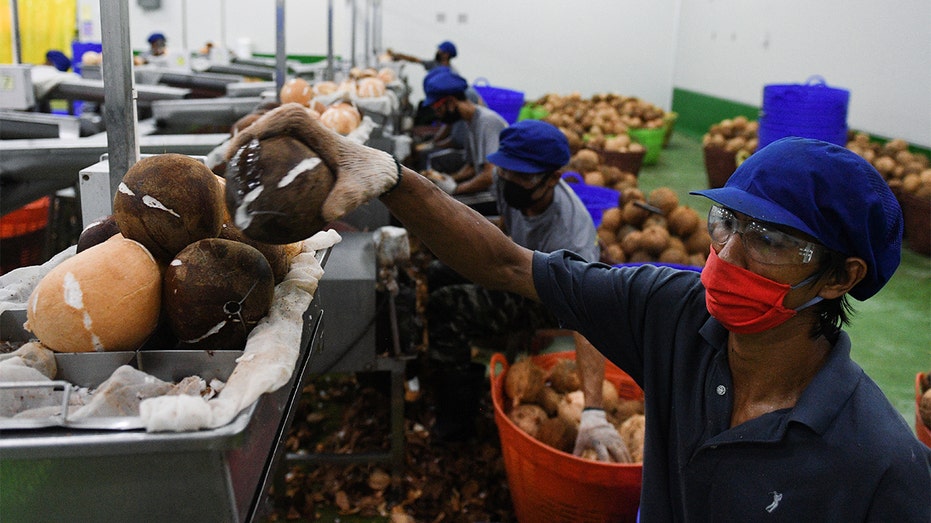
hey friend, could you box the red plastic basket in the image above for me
[916,373,931,448]
[1,197,50,275]
[490,351,643,523]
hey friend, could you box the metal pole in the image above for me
[181,0,189,52]
[363,0,371,68]
[373,0,382,58]
[10,0,21,64]
[275,0,286,98]
[99,0,140,208]
[350,0,357,69]
[326,0,334,81]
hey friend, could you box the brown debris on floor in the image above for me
[266,368,517,523]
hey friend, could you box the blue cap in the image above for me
[438,41,457,58]
[422,69,468,106]
[45,50,71,72]
[148,32,166,44]
[487,120,571,174]
[691,137,902,300]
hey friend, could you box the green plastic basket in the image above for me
[627,127,666,165]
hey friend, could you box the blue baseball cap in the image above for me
[691,137,902,300]
[148,32,166,44]
[438,41,457,58]
[422,69,468,106]
[45,50,71,72]
[487,120,571,174]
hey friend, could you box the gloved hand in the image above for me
[573,408,632,463]
[226,103,400,222]
[422,169,457,194]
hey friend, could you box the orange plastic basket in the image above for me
[916,373,931,448]
[490,351,643,523]
[0,197,50,275]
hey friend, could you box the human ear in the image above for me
[819,257,868,300]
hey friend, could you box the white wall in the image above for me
[123,0,930,146]
[674,0,931,146]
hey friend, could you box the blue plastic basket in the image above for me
[473,77,524,124]
[613,261,703,273]
[563,173,620,227]
[71,41,102,74]
[758,75,850,148]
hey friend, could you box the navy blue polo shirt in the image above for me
[533,250,931,522]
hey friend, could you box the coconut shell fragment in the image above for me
[162,238,275,350]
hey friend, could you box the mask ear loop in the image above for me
[790,267,828,312]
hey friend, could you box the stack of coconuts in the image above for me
[25,142,331,355]
[596,186,711,268]
[504,357,645,463]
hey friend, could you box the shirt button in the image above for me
[716,385,727,396]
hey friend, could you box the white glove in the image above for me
[573,408,632,463]
[422,170,457,194]
[226,103,400,223]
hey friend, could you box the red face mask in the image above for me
[701,247,822,334]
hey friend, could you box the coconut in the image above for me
[548,359,580,393]
[218,221,303,283]
[604,243,626,264]
[508,404,548,439]
[556,389,585,425]
[921,388,931,429]
[114,153,226,262]
[602,379,620,414]
[600,207,623,231]
[225,134,336,244]
[667,206,701,237]
[356,77,387,98]
[685,228,712,255]
[279,78,313,107]
[572,149,601,173]
[640,225,670,255]
[647,187,679,215]
[313,81,338,96]
[75,215,120,253]
[535,386,562,416]
[319,103,362,135]
[537,415,579,453]
[619,414,646,463]
[621,200,650,227]
[25,235,161,352]
[505,358,546,408]
[162,238,275,350]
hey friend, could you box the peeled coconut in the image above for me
[162,238,275,350]
[319,103,362,135]
[225,134,335,244]
[619,414,646,463]
[25,235,162,352]
[548,359,581,393]
[356,77,387,98]
[114,154,226,262]
[279,78,313,107]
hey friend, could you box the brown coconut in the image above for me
[508,403,549,439]
[538,414,579,453]
[647,187,679,215]
[921,388,931,429]
[114,154,226,262]
[548,359,581,393]
[225,134,335,244]
[535,385,562,416]
[667,206,701,237]
[505,358,546,408]
[25,235,162,352]
[162,238,275,350]
[218,221,303,283]
[75,215,120,253]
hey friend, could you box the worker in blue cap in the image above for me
[424,120,619,447]
[420,69,506,195]
[224,104,931,518]
[137,32,168,65]
[387,40,458,73]
[44,50,71,72]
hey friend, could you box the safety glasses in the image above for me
[496,168,549,188]
[707,205,826,265]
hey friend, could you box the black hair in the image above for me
[809,250,855,341]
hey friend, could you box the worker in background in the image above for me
[425,120,626,458]
[420,69,506,196]
[136,32,168,66]
[387,40,458,73]
[224,109,931,520]
[44,50,71,72]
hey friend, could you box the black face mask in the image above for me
[435,52,444,62]
[439,105,461,124]
[500,176,548,210]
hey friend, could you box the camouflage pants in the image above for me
[426,283,558,365]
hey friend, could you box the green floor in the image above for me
[631,132,931,428]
